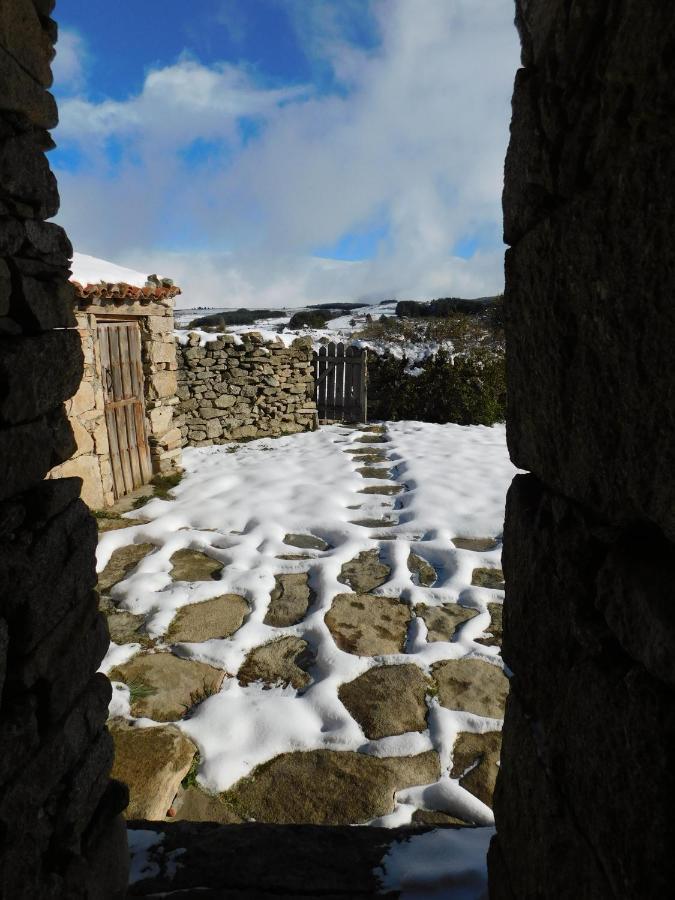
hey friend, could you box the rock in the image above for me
[238,636,313,690]
[351,451,388,464]
[337,550,391,593]
[110,721,197,820]
[338,664,429,739]
[283,533,328,551]
[264,574,312,627]
[171,785,243,824]
[471,567,505,590]
[450,731,502,809]
[99,597,150,647]
[325,594,411,656]
[167,595,249,643]
[222,750,440,825]
[432,659,508,719]
[98,543,155,594]
[360,425,386,434]
[109,652,226,721]
[476,603,503,649]
[169,549,223,582]
[349,517,397,529]
[356,466,391,479]
[408,553,437,587]
[411,809,472,826]
[414,603,479,642]
[453,537,499,552]
[95,516,144,534]
[355,435,387,444]
[358,484,404,496]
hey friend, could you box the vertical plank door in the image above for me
[98,321,153,500]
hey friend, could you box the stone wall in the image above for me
[489,2,675,898]
[176,332,317,445]
[49,293,181,508]
[0,1,128,897]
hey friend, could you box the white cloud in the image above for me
[53,0,519,307]
[52,27,88,94]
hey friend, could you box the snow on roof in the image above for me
[70,252,181,303]
[70,252,150,288]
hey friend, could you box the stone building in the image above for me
[48,271,183,508]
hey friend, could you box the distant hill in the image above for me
[396,296,499,318]
[189,308,287,328]
[306,302,366,311]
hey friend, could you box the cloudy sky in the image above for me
[51,0,520,308]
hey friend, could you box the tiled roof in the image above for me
[71,277,181,303]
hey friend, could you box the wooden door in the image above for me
[313,342,368,423]
[98,321,153,499]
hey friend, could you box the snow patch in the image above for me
[375,827,494,899]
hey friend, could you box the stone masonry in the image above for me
[489,2,675,898]
[0,1,128,897]
[176,332,317,445]
[49,285,182,508]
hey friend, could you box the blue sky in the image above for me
[51,1,519,307]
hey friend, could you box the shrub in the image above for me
[367,347,506,426]
[288,310,332,329]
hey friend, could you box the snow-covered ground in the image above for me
[100,422,515,830]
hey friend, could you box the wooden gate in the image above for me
[313,342,368,423]
[98,321,153,499]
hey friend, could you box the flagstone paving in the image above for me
[167,594,250,643]
[109,653,226,721]
[98,421,508,828]
[221,750,441,825]
[264,573,313,627]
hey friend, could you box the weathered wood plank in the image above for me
[129,324,153,484]
[317,345,327,421]
[334,342,346,421]
[98,326,125,499]
[326,343,337,420]
[120,324,143,490]
[107,325,134,494]
[345,346,359,421]
[361,348,368,424]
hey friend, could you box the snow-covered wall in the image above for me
[176,332,317,444]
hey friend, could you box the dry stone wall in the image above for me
[489,2,675,898]
[176,332,317,445]
[0,1,128,896]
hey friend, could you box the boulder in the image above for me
[110,721,197,820]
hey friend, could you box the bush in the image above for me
[395,296,498,318]
[288,310,332,329]
[367,347,506,426]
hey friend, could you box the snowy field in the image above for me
[173,300,460,364]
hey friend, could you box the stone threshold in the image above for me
[127,820,467,897]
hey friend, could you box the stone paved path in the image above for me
[97,423,507,832]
